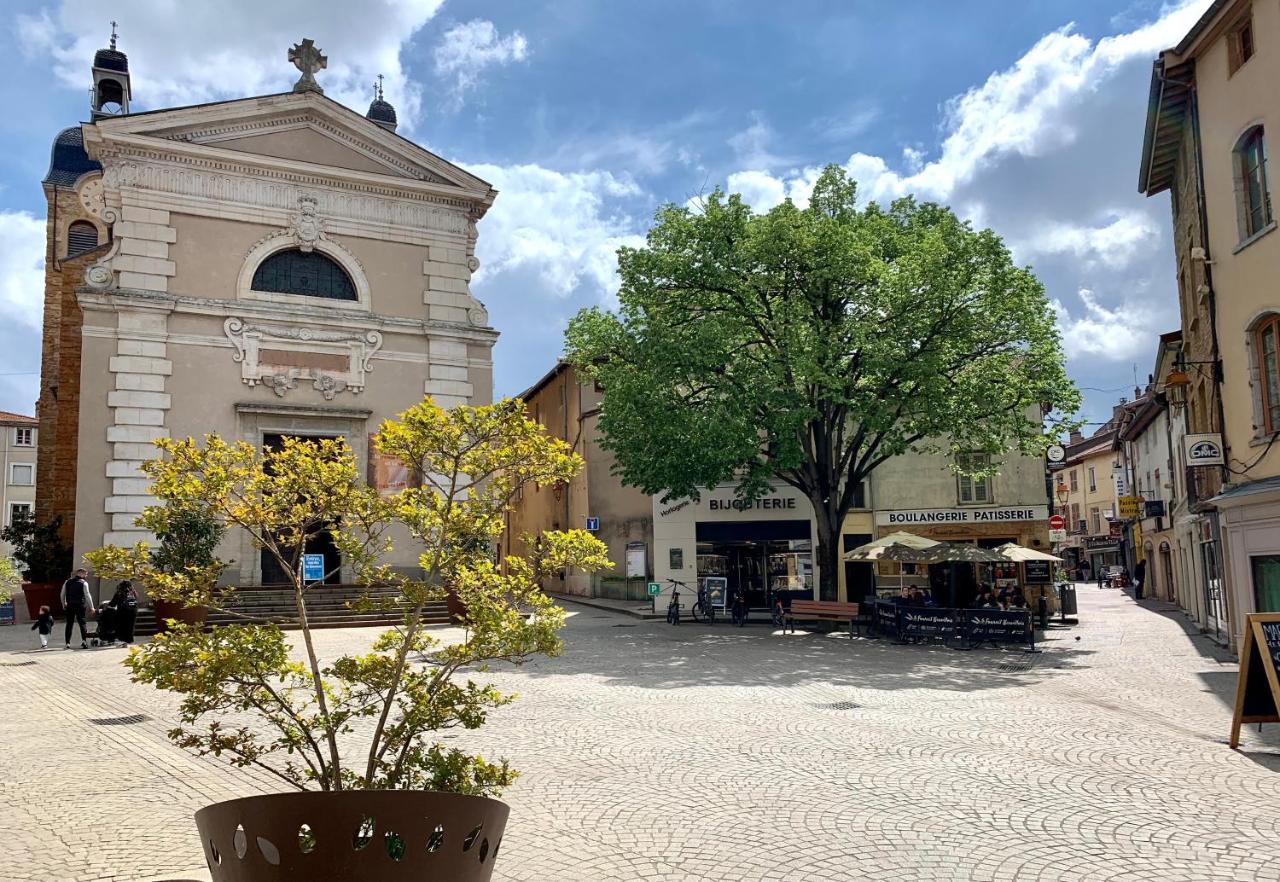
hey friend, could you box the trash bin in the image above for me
[1058,583,1078,616]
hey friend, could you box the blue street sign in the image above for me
[302,553,325,583]
[585,516,600,531]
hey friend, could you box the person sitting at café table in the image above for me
[894,586,913,606]
[910,588,928,606]
[921,588,939,607]
[970,587,993,609]
[1010,589,1027,609]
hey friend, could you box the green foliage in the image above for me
[0,556,21,603]
[566,165,1079,597]
[0,514,72,583]
[88,397,612,795]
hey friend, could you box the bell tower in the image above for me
[91,22,131,120]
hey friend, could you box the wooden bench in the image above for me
[785,600,862,637]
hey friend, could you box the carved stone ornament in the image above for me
[84,237,122,291]
[224,317,382,398]
[290,194,326,253]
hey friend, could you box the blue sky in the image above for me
[0,0,1212,431]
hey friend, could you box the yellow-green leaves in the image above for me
[89,395,610,796]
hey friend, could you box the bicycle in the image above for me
[666,579,687,625]
[771,592,787,629]
[691,582,716,624]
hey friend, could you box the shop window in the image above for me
[956,453,992,505]
[1234,126,1273,240]
[14,427,33,446]
[1253,313,1280,435]
[66,221,99,258]
[1252,554,1280,612]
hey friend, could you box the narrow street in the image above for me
[2,584,1277,882]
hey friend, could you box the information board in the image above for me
[899,609,955,641]
[302,553,325,583]
[1024,561,1051,583]
[962,609,1031,645]
[874,601,900,638]
[702,576,728,609]
[625,542,647,579]
[1230,613,1280,749]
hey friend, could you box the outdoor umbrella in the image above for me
[842,531,940,561]
[881,542,1007,607]
[994,542,1063,562]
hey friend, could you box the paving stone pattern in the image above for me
[2,585,1278,881]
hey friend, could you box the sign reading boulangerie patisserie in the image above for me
[1229,613,1280,749]
[875,506,1049,526]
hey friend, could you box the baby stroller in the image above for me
[90,605,119,647]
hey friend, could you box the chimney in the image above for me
[1068,429,1084,445]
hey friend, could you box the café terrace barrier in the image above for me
[872,600,1036,651]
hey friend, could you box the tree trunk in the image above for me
[812,502,840,602]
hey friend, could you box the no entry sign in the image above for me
[1049,515,1066,531]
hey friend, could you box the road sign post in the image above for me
[647,581,661,614]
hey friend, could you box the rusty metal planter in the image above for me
[195,790,509,882]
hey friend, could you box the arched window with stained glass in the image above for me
[250,249,357,301]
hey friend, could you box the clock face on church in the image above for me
[78,177,106,218]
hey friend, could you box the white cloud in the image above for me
[0,212,46,332]
[1015,210,1161,269]
[1052,289,1153,361]
[467,164,645,302]
[433,19,529,109]
[711,1,1210,208]
[728,112,791,170]
[16,0,445,129]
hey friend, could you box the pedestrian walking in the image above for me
[60,568,94,649]
[1133,559,1146,601]
[30,605,55,649]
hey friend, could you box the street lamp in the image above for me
[1163,367,1190,411]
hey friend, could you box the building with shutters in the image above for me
[36,33,498,594]
[0,411,39,560]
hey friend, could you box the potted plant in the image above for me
[149,505,225,631]
[86,397,610,882]
[1,514,73,618]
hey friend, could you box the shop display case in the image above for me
[768,551,813,592]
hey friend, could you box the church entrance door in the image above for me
[259,433,343,586]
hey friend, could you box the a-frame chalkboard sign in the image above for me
[1229,613,1280,749]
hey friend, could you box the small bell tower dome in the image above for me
[91,22,131,120]
[366,75,398,133]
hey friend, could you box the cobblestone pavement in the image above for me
[2,584,1278,882]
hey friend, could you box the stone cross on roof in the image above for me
[288,38,327,95]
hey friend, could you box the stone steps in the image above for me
[130,587,451,635]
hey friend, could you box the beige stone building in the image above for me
[508,362,1051,610]
[1054,418,1123,579]
[1,412,39,559]
[1139,0,1280,646]
[37,37,498,590]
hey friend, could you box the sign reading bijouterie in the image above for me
[874,506,1049,526]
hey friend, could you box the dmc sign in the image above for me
[1184,433,1225,467]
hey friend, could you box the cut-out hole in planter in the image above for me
[233,825,248,859]
[298,824,316,854]
[462,823,483,852]
[479,838,490,863]
[425,824,445,853]
[385,831,405,862]
[256,836,280,866]
[492,837,501,860]
[209,841,221,865]
[353,816,376,851]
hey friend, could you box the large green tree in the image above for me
[565,166,1078,601]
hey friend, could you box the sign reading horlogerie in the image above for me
[874,506,1049,527]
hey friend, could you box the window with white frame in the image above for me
[956,452,992,505]
[9,463,33,486]
[8,502,32,525]
[13,427,32,446]
[1234,126,1273,240]
[1088,466,1096,492]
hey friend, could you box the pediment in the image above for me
[86,92,493,200]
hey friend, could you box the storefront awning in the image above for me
[843,531,940,561]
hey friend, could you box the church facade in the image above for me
[38,36,498,587]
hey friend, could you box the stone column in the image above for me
[103,304,173,546]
